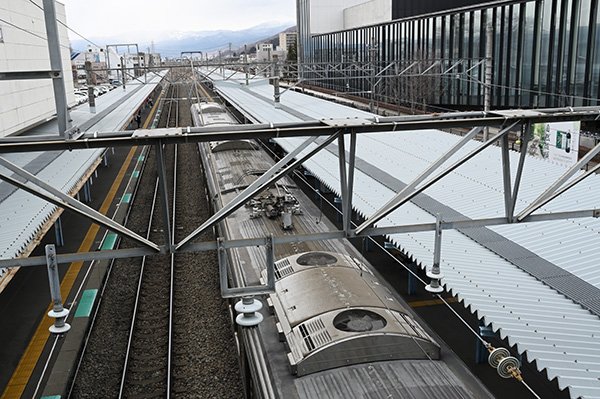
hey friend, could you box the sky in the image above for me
[59,0,296,41]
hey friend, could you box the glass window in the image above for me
[573,0,589,105]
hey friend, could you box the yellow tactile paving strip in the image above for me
[1,145,138,399]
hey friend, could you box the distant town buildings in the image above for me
[71,46,109,86]
[73,46,161,86]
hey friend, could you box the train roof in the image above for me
[201,139,494,398]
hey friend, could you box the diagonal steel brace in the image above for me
[177,132,341,250]
[0,156,160,251]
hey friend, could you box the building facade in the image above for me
[298,0,600,109]
[0,0,75,137]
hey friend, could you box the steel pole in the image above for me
[85,61,96,113]
[42,0,71,138]
[45,244,70,333]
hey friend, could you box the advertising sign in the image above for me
[533,121,580,167]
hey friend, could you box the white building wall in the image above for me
[310,0,367,34]
[0,0,75,137]
[343,0,392,30]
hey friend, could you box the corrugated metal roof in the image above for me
[0,73,165,281]
[210,75,600,399]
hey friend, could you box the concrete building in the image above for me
[278,31,298,52]
[0,0,75,137]
[256,43,285,62]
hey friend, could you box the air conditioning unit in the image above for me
[262,252,440,376]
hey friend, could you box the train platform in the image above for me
[198,68,600,399]
[0,73,165,398]
[0,72,166,290]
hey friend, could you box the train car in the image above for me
[191,101,493,398]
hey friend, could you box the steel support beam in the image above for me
[2,107,600,153]
[508,124,532,220]
[517,140,600,220]
[500,134,513,219]
[337,135,349,232]
[45,244,70,333]
[355,126,484,234]
[176,132,340,250]
[365,122,518,218]
[155,142,173,250]
[42,0,71,138]
[345,133,357,234]
[517,162,600,222]
[2,208,597,269]
[218,235,275,298]
[0,71,58,80]
[0,157,160,251]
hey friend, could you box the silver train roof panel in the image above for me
[295,360,473,399]
[191,102,238,126]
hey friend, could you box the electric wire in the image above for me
[256,139,485,396]
[256,139,494,345]
[520,379,542,399]
[0,17,68,50]
[248,140,469,398]
[27,0,103,49]
[257,140,551,398]
[259,139,550,398]
[454,72,600,105]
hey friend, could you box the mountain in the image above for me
[70,23,295,58]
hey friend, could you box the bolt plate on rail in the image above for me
[132,127,182,137]
[320,117,374,127]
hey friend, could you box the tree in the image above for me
[286,45,297,63]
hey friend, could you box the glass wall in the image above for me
[307,0,600,108]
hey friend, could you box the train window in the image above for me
[333,309,387,332]
[296,252,338,266]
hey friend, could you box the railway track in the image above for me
[70,73,242,398]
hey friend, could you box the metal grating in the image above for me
[274,258,294,279]
[298,317,332,353]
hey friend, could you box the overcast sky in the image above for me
[60,0,296,40]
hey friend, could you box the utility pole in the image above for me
[273,57,280,104]
[42,0,71,138]
[244,44,249,86]
[85,61,96,113]
[219,50,223,75]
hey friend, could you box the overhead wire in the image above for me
[0,17,68,50]
[27,0,103,49]
[256,137,545,398]
[255,139,475,397]
[453,72,600,104]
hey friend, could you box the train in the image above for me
[191,101,494,398]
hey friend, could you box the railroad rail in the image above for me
[70,73,242,398]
